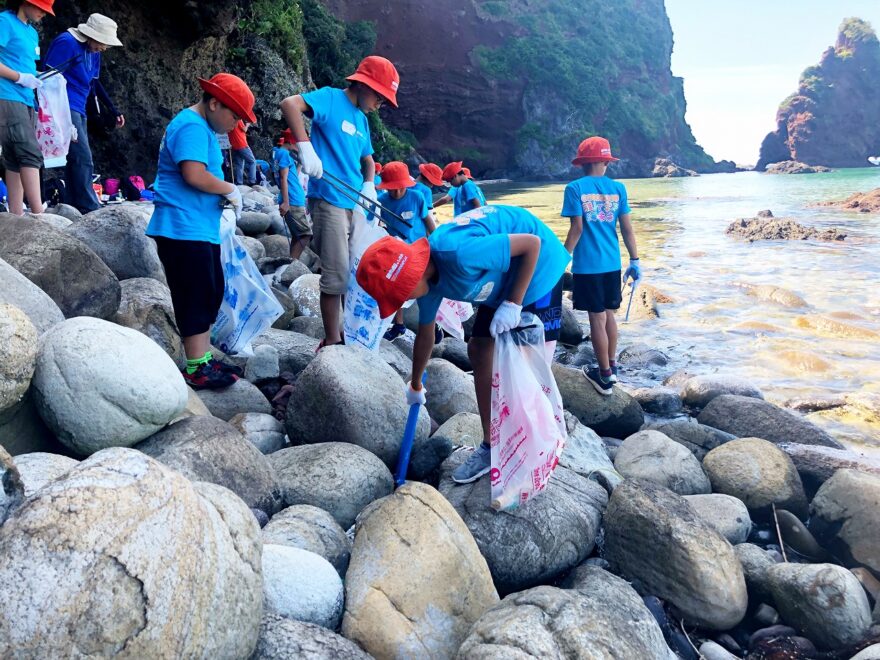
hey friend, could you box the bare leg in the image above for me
[183,331,211,361]
[588,311,610,370]
[605,310,618,367]
[20,167,43,214]
[468,336,494,444]
[394,309,404,326]
[6,171,23,215]
[321,292,343,344]
[290,235,311,260]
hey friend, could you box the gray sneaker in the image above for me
[452,443,492,484]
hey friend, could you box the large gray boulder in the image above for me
[645,418,735,461]
[553,363,644,437]
[268,442,393,529]
[32,317,188,455]
[779,442,880,496]
[250,613,371,660]
[261,544,343,630]
[432,412,483,448]
[196,379,273,421]
[698,394,842,448]
[0,215,120,319]
[66,206,166,282]
[684,494,752,545]
[284,346,430,468]
[0,390,62,456]
[439,457,607,595]
[0,256,64,334]
[113,277,185,368]
[734,543,778,604]
[431,336,471,371]
[13,452,78,497]
[262,505,351,576]
[230,413,287,455]
[0,304,37,415]
[614,430,711,495]
[0,448,262,658]
[680,374,764,408]
[252,329,319,375]
[560,412,621,492]
[424,358,478,425]
[136,415,283,514]
[0,446,23,525]
[289,274,321,318]
[603,480,747,630]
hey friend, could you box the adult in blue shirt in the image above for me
[0,0,53,216]
[435,160,486,216]
[356,204,570,484]
[45,13,123,213]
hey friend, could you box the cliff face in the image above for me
[757,18,880,171]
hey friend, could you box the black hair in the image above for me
[581,162,607,175]
[4,1,25,11]
[202,92,214,104]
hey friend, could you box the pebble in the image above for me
[699,641,738,660]
[749,624,797,649]
[753,603,781,626]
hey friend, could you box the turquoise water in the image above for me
[437,169,880,449]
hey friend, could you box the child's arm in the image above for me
[361,155,376,183]
[422,211,437,235]
[279,166,290,213]
[434,194,451,207]
[564,215,582,254]
[280,95,322,178]
[619,213,639,260]
[505,234,541,305]
[180,161,236,195]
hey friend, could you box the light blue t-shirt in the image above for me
[147,109,225,244]
[561,175,631,274]
[274,148,306,207]
[417,205,571,325]
[302,86,373,210]
[0,11,39,107]
[44,32,99,115]
[453,179,486,217]
[413,181,434,210]
[378,188,430,244]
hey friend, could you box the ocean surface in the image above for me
[437,169,880,450]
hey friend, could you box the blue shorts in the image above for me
[471,277,563,341]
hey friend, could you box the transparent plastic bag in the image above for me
[34,74,73,167]
[435,299,473,341]
[343,212,391,350]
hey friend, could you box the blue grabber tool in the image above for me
[394,373,427,488]
[621,276,638,323]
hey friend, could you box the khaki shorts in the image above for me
[0,100,43,172]
[309,198,353,295]
[284,205,313,238]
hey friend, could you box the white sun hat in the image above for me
[68,13,123,47]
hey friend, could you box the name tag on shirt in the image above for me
[401,211,414,220]
[341,120,357,136]
[473,282,494,302]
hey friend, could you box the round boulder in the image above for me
[259,235,290,260]
[251,613,371,660]
[13,452,78,497]
[113,278,185,368]
[684,494,752,545]
[252,329,319,376]
[262,505,351,576]
[431,337,471,371]
[646,418,735,461]
[424,358,478,425]
[240,236,266,262]
[0,303,38,414]
[238,211,272,236]
[32,317,188,455]
[229,412,287,454]
[196,379,272,421]
[552,362,644,438]
[275,260,310,288]
[614,430,711,495]
[262,544,344,630]
[47,203,82,222]
[0,256,65,334]
[632,386,684,416]
[681,375,764,408]
[734,543,778,604]
[432,412,483,448]
[289,274,321,318]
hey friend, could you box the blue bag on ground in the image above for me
[212,211,283,356]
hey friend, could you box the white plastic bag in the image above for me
[34,74,74,168]
[435,299,473,341]
[343,212,392,350]
[212,211,284,356]
[489,313,567,511]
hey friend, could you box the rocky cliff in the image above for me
[757,18,880,171]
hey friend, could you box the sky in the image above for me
[666,0,880,165]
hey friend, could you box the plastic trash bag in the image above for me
[490,313,567,511]
[343,210,392,350]
[436,299,473,341]
[212,211,284,356]
[34,74,74,168]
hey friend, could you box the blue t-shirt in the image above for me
[417,205,571,324]
[453,179,486,217]
[413,181,434,210]
[0,11,39,107]
[274,148,306,207]
[44,32,100,115]
[302,87,373,210]
[146,109,225,244]
[378,188,430,244]
[561,175,631,274]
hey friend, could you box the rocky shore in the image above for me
[726,210,846,242]
[817,188,880,213]
[1,191,879,659]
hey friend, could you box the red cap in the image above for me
[198,73,257,124]
[276,138,285,146]
[280,128,294,143]
[418,163,445,187]
[347,56,400,108]
[377,162,415,190]
[441,161,464,182]
[572,136,619,165]
[374,162,383,174]
[356,236,431,318]
[26,0,54,15]
[463,167,473,179]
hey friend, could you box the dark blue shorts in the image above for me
[471,277,563,341]
[572,270,622,313]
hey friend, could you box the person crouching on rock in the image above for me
[356,204,570,484]
[145,73,252,390]
[434,162,485,216]
[280,55,399,350]
[562,136,640,396]
[274,129,312,260]
[375,160,437,341]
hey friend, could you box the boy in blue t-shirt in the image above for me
[356,204,571,484]
[435,161,486,216]
[273,130,311,259]
[562,136,640,396]
[280,55,400,349]
[414,162,445,212]
[145,73,254,390]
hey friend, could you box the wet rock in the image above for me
[559,305,584,344]
[632,387,683,416]
[810,469,880,577]
[238,211,273,236]
[262,505,351,576]
[557,341,596,368]
[431,336,471,371]
[268,442,393,529]
[0,304,37,415]
[560,412,621,492]
[229,413,287,454]
[735,543,778,604]
[743,284,808,308]
[699,641,737,660]
[618,343,669,367]
[775,508,828,560]
[196,379,272,421]
[765,160,832,174]
[439,457,606,595]
[432,412,483,448]
[113,277,185,368]
[136,415,282,514]
[645,418,735,461]
[289,274,321,318]
[553,363,644,438]
[251,613,371,660]
[424,358,478,425]
[274,259,310,288]
[245,345,280,384]
[0,256,65,334]
[252,329,319,376]
[343,482,499,658]
[726,215,844,241]
[768,563,872,649]
[604,480,748,630]
[262,544,343,629]
[680,374,764,408]
[457,585,676,659]
[703,437,809,520]
[0,449,262,658]
[698,394,842,448]
[32,317,187,455]
[614,430,710,495]
[13,452,78,497]
[684,494,751,544]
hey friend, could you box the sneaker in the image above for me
[209,358,243,377]
[183,363,238,390]
[434,324,444,345]
[452,443,492,484]
[609,364,619,383]
[583,367,614,396]
[383,323,406,341]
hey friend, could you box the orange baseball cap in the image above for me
[198,73,257,124]
[347,56,401,108]
[572,136,619,165]
[377,162,415,190]
[356,236,431,318]
[463,167,473,179]
[418,163,445,187]
[441,161,464,182]
[27,0,54,15]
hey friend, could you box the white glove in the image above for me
[16,73,42,90]
[297,141,323,179]
[405,381,426,406]
[224,186,243,220]
[489,301,523,338]
[360,180,377,204]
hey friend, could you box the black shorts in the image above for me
[471,277,563,341]
[572,270,622,313]
[153,236,224,337]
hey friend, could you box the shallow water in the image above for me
[438,169,880,450]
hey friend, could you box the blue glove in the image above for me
[623,259,641,283]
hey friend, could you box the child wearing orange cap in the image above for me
[146,73,255,389]
[274,130,311,259]
[562,136,640,396]
[414,162,445,214]
[280,55,400,348]
[435,162,485,216]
